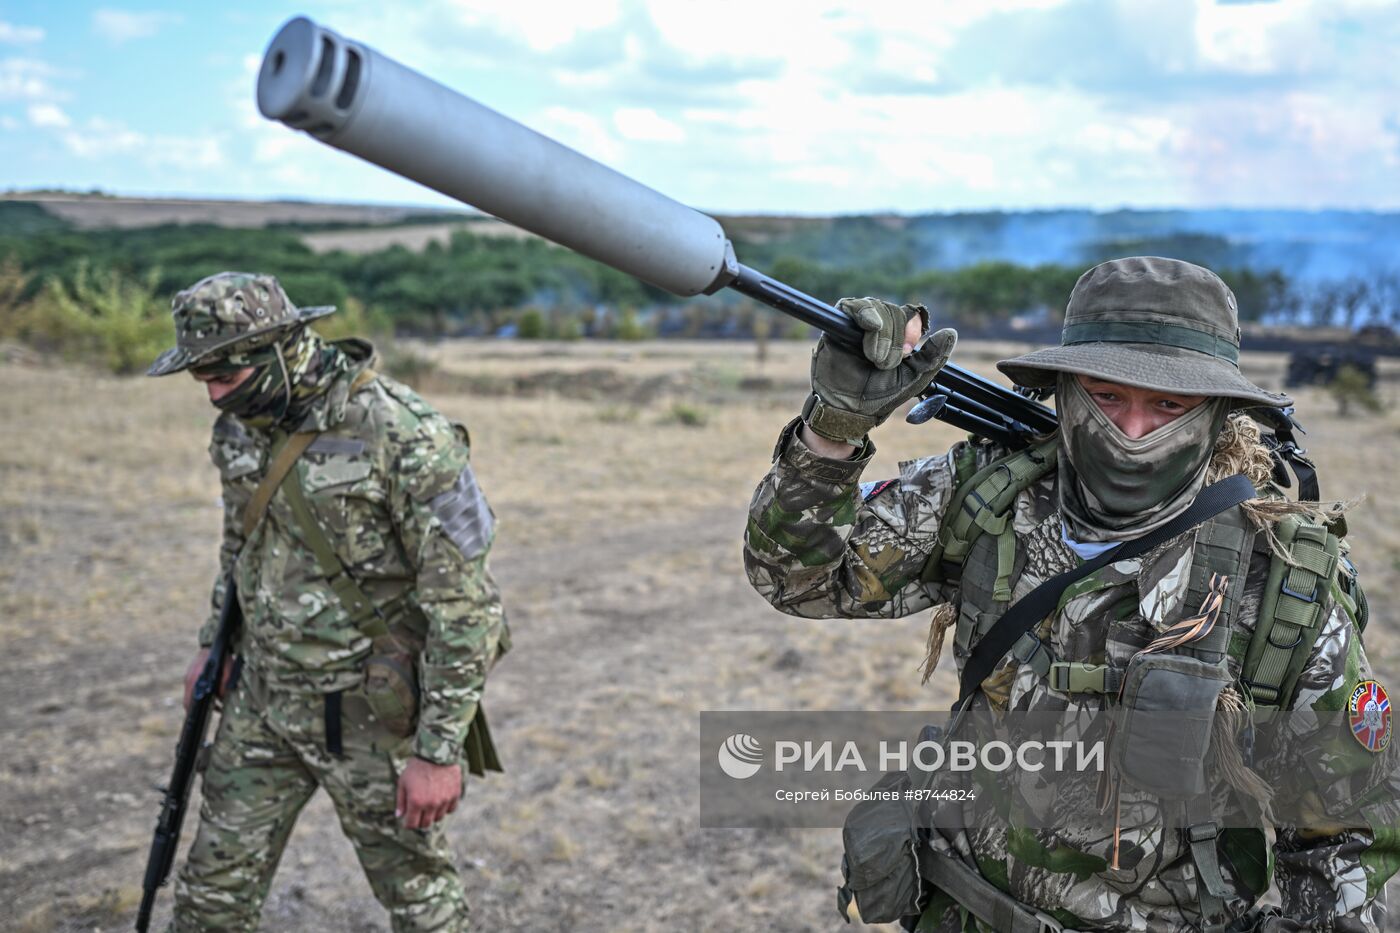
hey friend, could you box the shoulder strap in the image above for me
[242,431,318,538]
[921,437,1058,586]
[239,366,376,540]
[350,367,378,394]
[955,473,1258,709]
[280,465,388,637]
[1240,515,1341,710]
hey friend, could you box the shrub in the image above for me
[1328,364,1383,417]
[4,264,168,374]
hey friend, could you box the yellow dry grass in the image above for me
[1,337,1395,931]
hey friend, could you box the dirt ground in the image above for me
[2,338,1397,932]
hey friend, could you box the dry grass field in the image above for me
[1,337,1397,932]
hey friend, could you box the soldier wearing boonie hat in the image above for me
[148,272,509,932]
[744,257,1399,931]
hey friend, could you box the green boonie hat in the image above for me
[997,257,1291,408]
[146,271,335,377]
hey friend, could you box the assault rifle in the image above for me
[254,17,1057,449]
[135,577,241,932]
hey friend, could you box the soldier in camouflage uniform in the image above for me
[146,272,508,932]
[744,257,1400,930]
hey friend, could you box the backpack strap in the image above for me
[242,431,319,539]
[280,464,391,636]
[1240,515,1341,710]
[237,368,376,540]
[921,436,1058,590]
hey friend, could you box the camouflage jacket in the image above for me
[745,418,1400,932]
[202,340,507,765]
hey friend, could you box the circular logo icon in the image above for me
[717,733,764,779]
[1349,680,1392,753]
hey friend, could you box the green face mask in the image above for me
[1057,374,1227,543]
[193,326,345,429]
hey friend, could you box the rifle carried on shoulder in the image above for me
[254,17,1058,450]
[135,576,241,932]
[253,17,1318,485]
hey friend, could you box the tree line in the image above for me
[1,201,1396,375]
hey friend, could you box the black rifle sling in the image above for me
[954,473,1257,709]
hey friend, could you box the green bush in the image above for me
[1328,365,1383,417]
[3,264,168,374]
[613,308,652,341]
[665,402,709,428]
[516,307,546,339]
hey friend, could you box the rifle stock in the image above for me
[135,577,241,932]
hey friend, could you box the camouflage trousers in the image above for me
[170,666,470,932]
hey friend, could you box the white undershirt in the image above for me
[1060,521,1119,561]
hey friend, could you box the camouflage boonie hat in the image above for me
[998,256,1290,408]
[146,271,335,377]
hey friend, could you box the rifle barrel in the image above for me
[257,17,1060,447]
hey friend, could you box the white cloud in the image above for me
[0,57,62,101]
[92,9,181,44]
[444,0,621,51]
[0,20,43,44]
[75,0,1396,211]
[612,107,684,143]
[27,102,69,127]
[58,116,224,169]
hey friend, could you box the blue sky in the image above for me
[2,0,1398,214]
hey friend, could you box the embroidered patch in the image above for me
[1349,680,1392,753]
[429,465,494,559]
[860,479,898,502]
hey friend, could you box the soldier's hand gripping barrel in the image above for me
[256,16,1057,446]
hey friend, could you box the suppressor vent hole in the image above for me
[309,36,335,98]
[336,50,361,110]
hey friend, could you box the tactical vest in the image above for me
[905,436,1367,930]
[919,437,1360,712]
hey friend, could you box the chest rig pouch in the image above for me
[1113,509,1252,801]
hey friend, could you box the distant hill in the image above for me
[723,209,1400,285]
[5,194,1398,285]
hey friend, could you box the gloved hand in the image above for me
[804,297,957,446]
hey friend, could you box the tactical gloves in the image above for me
[804,297,957,446]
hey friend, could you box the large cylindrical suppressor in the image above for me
[256,16,1057,446]
[257,17,732,297]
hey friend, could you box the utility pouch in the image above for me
[362,631,422,739]
[837,769,924,924]
[1113,653,1230,799]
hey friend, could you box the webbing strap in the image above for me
[242,431,318,538]
[281,471,388,636]
[920,847,1079,933]
[350,367,378,394]
[1242,517,1339,709]
[236,367,377,540]
[1186,796,1228,932]
[923,438,1058,583]
[956,474,1257,709]
[324,690,344,756]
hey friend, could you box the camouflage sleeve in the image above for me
[388,409,506,766]
[743,417,963,619]
[201,415,252,647]
[1260,593,1400,931]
